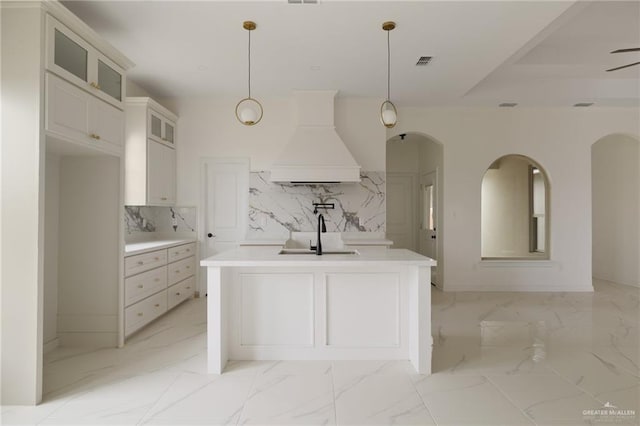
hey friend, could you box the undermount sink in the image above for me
[278,248,359,255]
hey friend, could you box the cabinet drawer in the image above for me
[125,249,167,277]
[167,255,195,286]
[167,276,195,310]
[168,243,196,262]
[125,290,167,336]
[124,266,167,307]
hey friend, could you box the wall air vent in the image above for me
[573,102,594,107]
[416,56,433,66]
[499,102,518,107]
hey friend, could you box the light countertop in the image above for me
[200,246,435,267]
[125,239,196,257]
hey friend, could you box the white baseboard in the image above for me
[58,332,118,348]
[592,276,640,289]
[43,338,59,354]
[443,283,594,292]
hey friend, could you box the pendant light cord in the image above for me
[387,28,390,102]
[248,28,252,99]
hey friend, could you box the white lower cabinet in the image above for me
[124,242,196,337]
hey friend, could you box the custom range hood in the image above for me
[270,90,361,183]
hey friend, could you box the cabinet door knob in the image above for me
[90,82,101,90]
[176,292,181,296]
[186,249,190,252]
[154,257,160,261]
[137,261,144,265]
[161,197,168,201]
[154,278,160,282]
[137,312,143,317]
[89,133,101,140]
[137,284,143,289]
[155,304,160,307]
[175,270,180,273]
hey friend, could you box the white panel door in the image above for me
[419,171,439,285]
[200,158,249,292]
[386,173,415,250]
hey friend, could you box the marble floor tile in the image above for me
[140,372,254,425]
[333,374,435,425]
[488,374,604,425]
[413,374,535,425]
[5,280,634,426]
[239,374,335,425]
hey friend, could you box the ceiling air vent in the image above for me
[499,102,518,107]
[573,102,594,107]
[416,56,433,66]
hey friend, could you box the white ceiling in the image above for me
[63,0,640,107]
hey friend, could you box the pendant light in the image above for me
[380,21,397,128]
[236,21,263,126]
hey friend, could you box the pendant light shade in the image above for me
[380,21,397,128]
[236,21,263,126]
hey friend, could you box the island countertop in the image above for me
[200,246,436,267]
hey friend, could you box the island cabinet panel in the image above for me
[238,273,314,346]
[325,273,402,348]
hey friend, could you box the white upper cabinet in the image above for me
[46,73,124,154]
[125,98,178,206]
[46,15,125,109]
[148,109,176,146]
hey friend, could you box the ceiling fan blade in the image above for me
[611,48,640,54]
[606,61,640,72]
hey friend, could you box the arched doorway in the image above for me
[592,134,640,288]
[386,132,444,287]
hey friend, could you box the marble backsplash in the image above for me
[248,171,385,239]
[125,206,196,235]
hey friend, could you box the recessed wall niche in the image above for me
[481,154,550,259]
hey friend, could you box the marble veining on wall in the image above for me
[248,171,385,239]
[125,206,196,235]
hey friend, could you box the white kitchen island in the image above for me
[200,246,436,374]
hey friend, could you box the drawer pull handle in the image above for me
[137,261,144,265]
[137,312,143,317]
[154,278,160,282]
[175,270,180,273]
[137,284,144,289]
[161,197,168,201]
[89,81,101,90]
[186,249,190,252]
[154,257,160,261]
[176,292,181,296]
[89,133,101,140]
[155,304,160,307]
[186,286,191,289]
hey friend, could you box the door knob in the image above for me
[431,235,436,239]
[207,233,216,238]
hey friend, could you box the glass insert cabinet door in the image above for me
[54,29,88,82]
[98,60,122,102]
[164,121,175,144]
[150,112,163,141]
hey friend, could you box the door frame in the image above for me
[198,157,250,295]
[419,169,439,287]
[386,172,418,251]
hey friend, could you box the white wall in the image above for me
[164,96,386,206]
[481,156,531,258]
[392,107,640,292]
[387,140,420,173]
[1,6,44,405]
[57,156,120,347]
[44,153,60,349]
[592,134,640,287]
